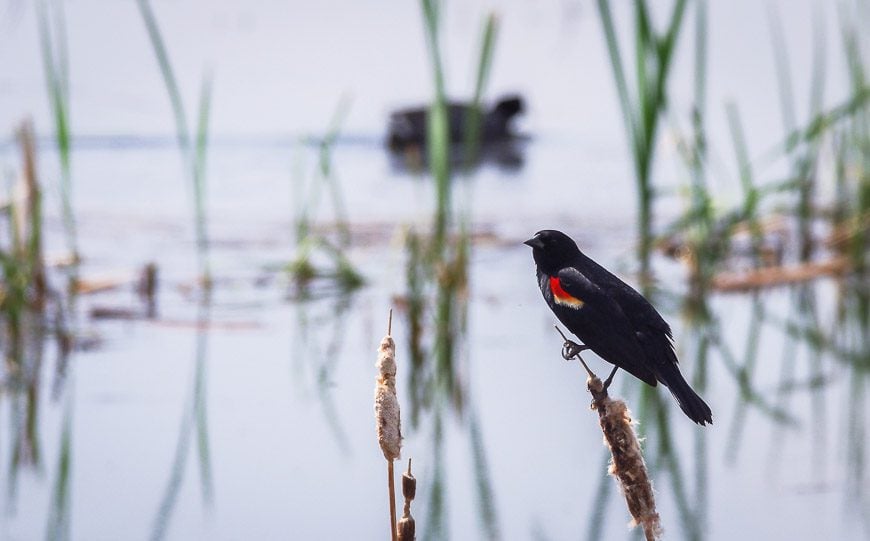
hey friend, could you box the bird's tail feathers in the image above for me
[658,365,713,426]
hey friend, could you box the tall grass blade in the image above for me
[136,0,190,153]
[421,0,451,245]
[36,0,77,263]
[767,4,797,134]
[595,0,688,278]
[462,14,499,169]
[596,0,638,144]
[725,104,757,206]
[193,76,213,283]
[137,0,212,284]
[320,94,353,246]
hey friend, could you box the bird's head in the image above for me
[523,229,581,274]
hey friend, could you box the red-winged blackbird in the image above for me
[525,229,713,425]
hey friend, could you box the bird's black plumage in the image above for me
[525,229,713,425]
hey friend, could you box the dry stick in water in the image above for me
[375,310,401,541]
[397,458,416,541]
[556,327,662,541]
[16,121,47,309]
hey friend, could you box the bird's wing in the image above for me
[582,256,674,339]
[614,283,674,338]
[555,266,607,304]
[556,267,657,385]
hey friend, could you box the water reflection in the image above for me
[150,296,214,541]
[3,310,74,540]
[2,121,74,541]
[290,291,356,455]
[1,122,867,541]
[387,138,527,174]
[400,224,484,539]
[45,393,73,541]
[397,155,500,538]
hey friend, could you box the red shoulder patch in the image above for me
[549,276,584,309]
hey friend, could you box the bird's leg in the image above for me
[601,365,619,391]
[553,325,595,378]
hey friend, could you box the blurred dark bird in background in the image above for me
[386,94,526,170]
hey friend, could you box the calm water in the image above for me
[1,1,867,540]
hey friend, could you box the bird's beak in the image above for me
[524,235,544,249]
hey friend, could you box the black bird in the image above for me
[387,94,525,151]
[524,229,713,425]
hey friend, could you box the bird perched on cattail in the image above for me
[525,229,712,425]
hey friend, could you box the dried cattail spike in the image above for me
[402,458,416,501]
[397,458,416,541]
[375,312,402,541]
[594,386,662,540]
[375,333,402,461]
[559,328,662,540]
[397,516,415,541]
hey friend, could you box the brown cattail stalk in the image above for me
[375,310,401,541]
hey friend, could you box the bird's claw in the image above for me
[554,326,595,379]
[561,339,589,361]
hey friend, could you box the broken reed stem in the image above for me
[375,310,401,541]
[17,121,47,310]
[558,331,662,540]
[711,257,849,292]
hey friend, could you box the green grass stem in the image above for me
[421,0,451,246]
[462,14,499,170]
[136,0,212,285]
[36,0,77,264]
[596,0,689,280]
[193,76,213,284]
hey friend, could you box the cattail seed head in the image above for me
[397,516,416,541]
[402,466,416,502]
[375,335,402,461]
[595,386,662,540]
[397,459,416,541]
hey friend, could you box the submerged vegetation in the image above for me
[1,121,74,541]
[286,95,365,297]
